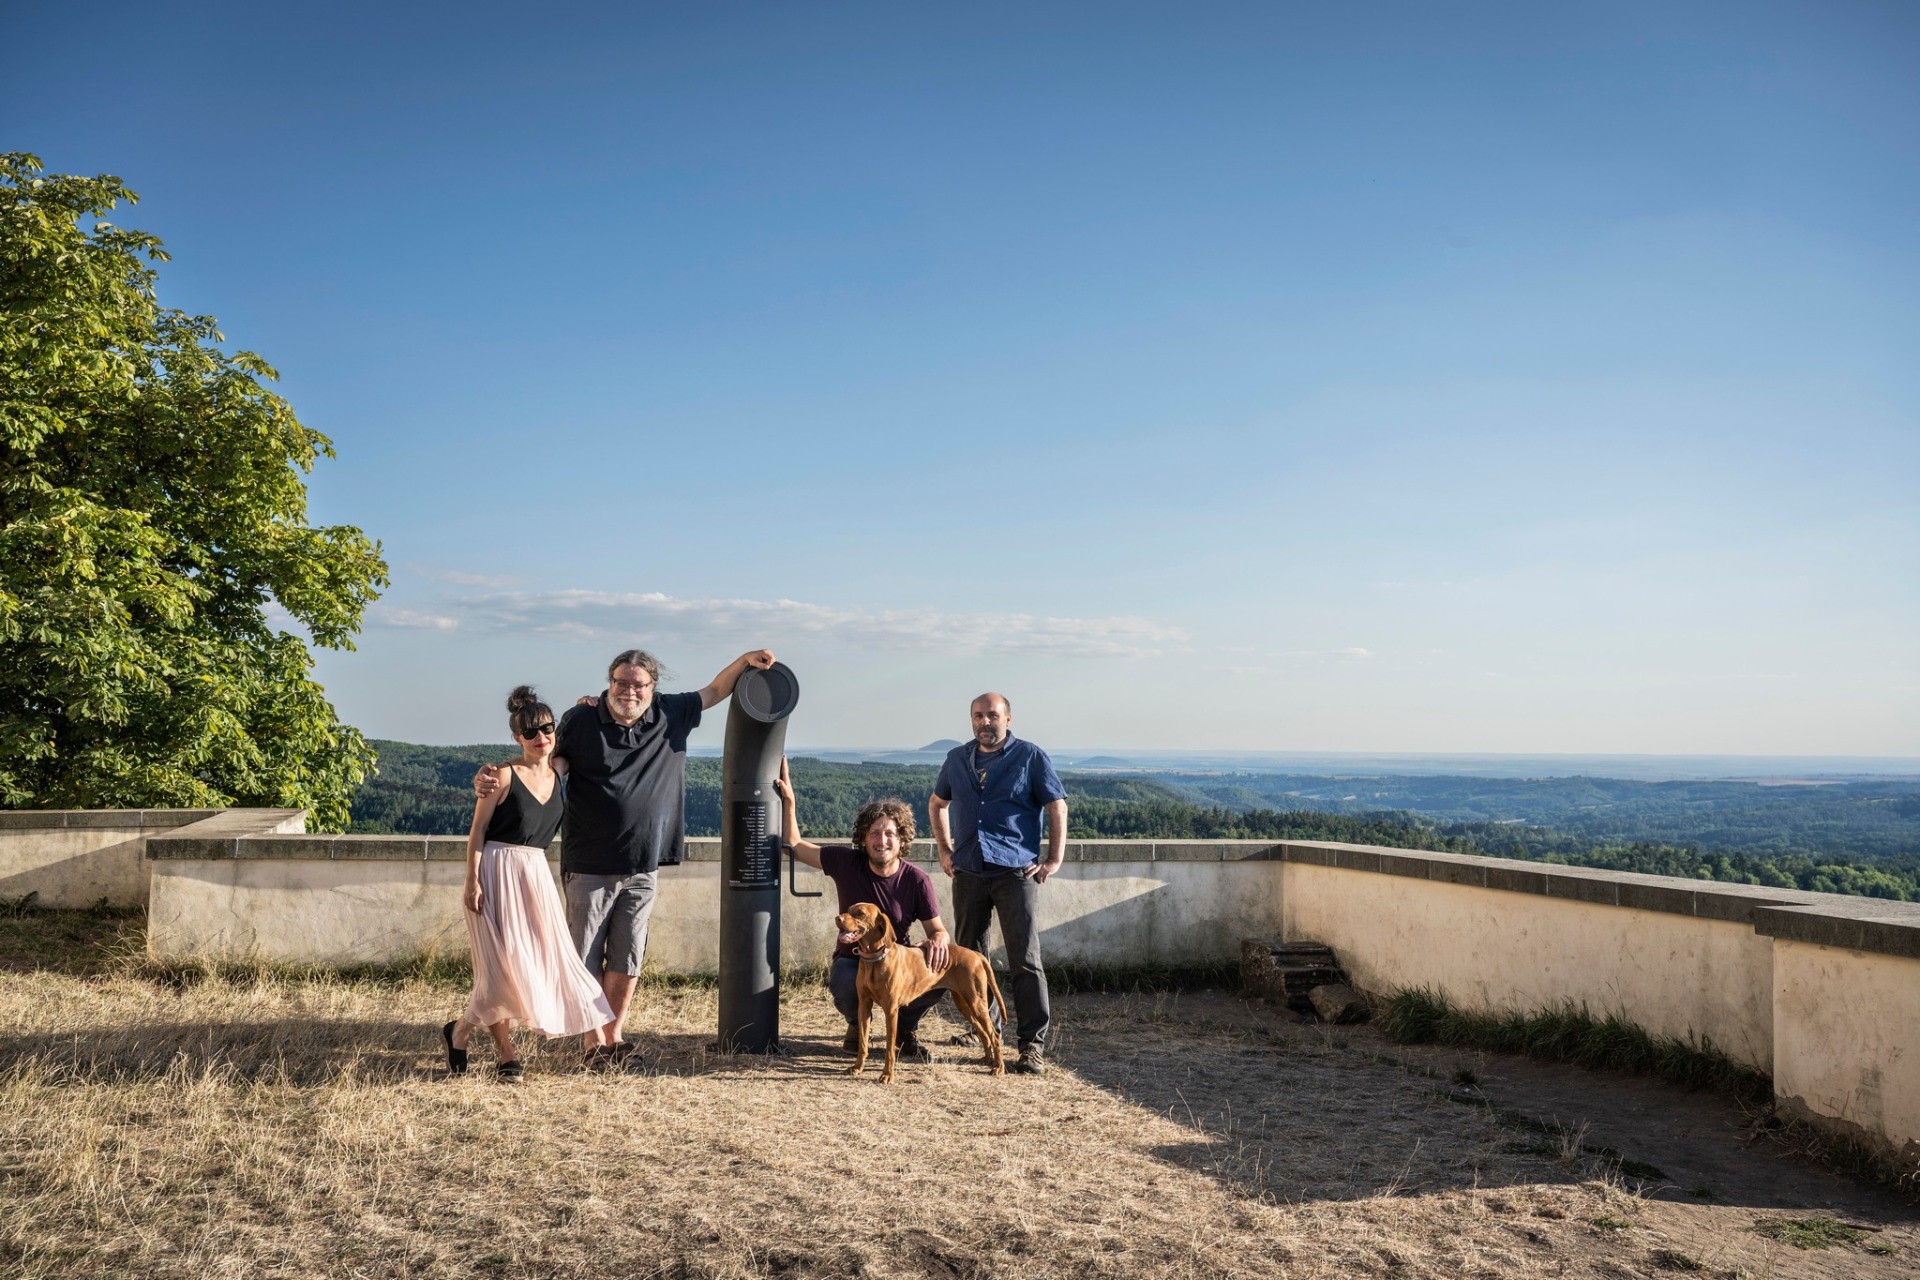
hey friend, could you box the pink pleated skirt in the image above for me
[464,841,614,1037]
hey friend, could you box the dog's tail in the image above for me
[984,960,1008,1033]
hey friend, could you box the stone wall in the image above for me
[1273,840,1920,1166]
[142,822,1285,970]
[0,809,227,908]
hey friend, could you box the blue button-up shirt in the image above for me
[933,734,1068,874]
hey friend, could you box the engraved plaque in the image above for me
[728,800,778,888]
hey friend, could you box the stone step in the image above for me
[1240,938,1365,1022]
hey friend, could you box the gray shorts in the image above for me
[563,870,657,977]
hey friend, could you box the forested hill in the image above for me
[1152,772,1920,862]
[350,743,1481,849]
[349,742,1920,902]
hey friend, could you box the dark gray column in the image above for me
[716,662,800,1052]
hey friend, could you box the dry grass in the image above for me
[1,911,1915,1279]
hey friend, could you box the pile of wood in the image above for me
[1241,939,1368,1023]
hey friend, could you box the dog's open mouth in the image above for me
[837,930,862,944]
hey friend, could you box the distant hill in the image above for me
[919,739,963,752]
[347,743,1920,902]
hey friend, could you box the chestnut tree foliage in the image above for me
[0,154,387,829]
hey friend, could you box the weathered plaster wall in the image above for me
[1771,938,1920,1163]
[146,836,1286,970]
[1280,859,1776,1071]
[0,811,225,908]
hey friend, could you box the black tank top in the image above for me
[483,769,564,848]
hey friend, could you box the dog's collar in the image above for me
[856,943,890,963]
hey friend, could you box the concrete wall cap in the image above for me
[108,809,1920,963]
[0,808,220,831]
[147,809,310,856]
[1753,902,1920,960]
[1276,839,1920,960]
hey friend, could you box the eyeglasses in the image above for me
[520,723,555,738]
[610,679,653,694]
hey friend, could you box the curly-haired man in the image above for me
[773,758,952,1061]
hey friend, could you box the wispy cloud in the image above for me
[1276,647,1374,660]
[371,606,461,632]
[371,589,1184,659]
[402,563,527,589]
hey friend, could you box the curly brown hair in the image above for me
[850,798,916,853]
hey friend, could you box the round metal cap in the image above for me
[734,662,800,723]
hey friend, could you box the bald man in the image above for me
[926,692,1068,1075]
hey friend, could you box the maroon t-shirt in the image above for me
[820,845,940,959]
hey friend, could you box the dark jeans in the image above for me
[951,868,1050,1050]
[829,956,944,1043]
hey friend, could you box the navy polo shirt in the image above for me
[554,690,703,875]
[932,734,1067,875]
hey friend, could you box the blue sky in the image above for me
[9,2,1917,752]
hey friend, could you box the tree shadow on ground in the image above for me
[0,1017,450,1085]
[0,906,143,975]
[0,1019,905,1088]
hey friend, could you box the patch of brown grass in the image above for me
[0,912,1909,1279]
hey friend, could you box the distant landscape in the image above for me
[352,741,1920,902]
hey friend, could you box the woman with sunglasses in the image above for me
[443,685,613,1081]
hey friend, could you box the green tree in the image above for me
[0,154,386,830]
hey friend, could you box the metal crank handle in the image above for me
[786,844,822,898]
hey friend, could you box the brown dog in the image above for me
[835,902,1005,1082]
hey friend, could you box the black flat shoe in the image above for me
[442,1020,468,1076]
[496,1059,525,1084]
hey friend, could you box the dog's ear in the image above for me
[869,910,895,946]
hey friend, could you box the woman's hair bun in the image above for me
[506,685,555,740]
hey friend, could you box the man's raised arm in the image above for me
[698,648,777,709]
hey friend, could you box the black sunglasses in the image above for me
[520,723,556,738]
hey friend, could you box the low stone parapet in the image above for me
[140,814,1285,972]
[0,808,232,908]
[1270,839,1920,1170]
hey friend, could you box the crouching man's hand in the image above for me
[921,935,951,974]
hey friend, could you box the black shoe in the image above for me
[496,1059,525,1084]
[442,1020,468,1076]
[1010,1045,1047,1075]
[895,1035,932,1064]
